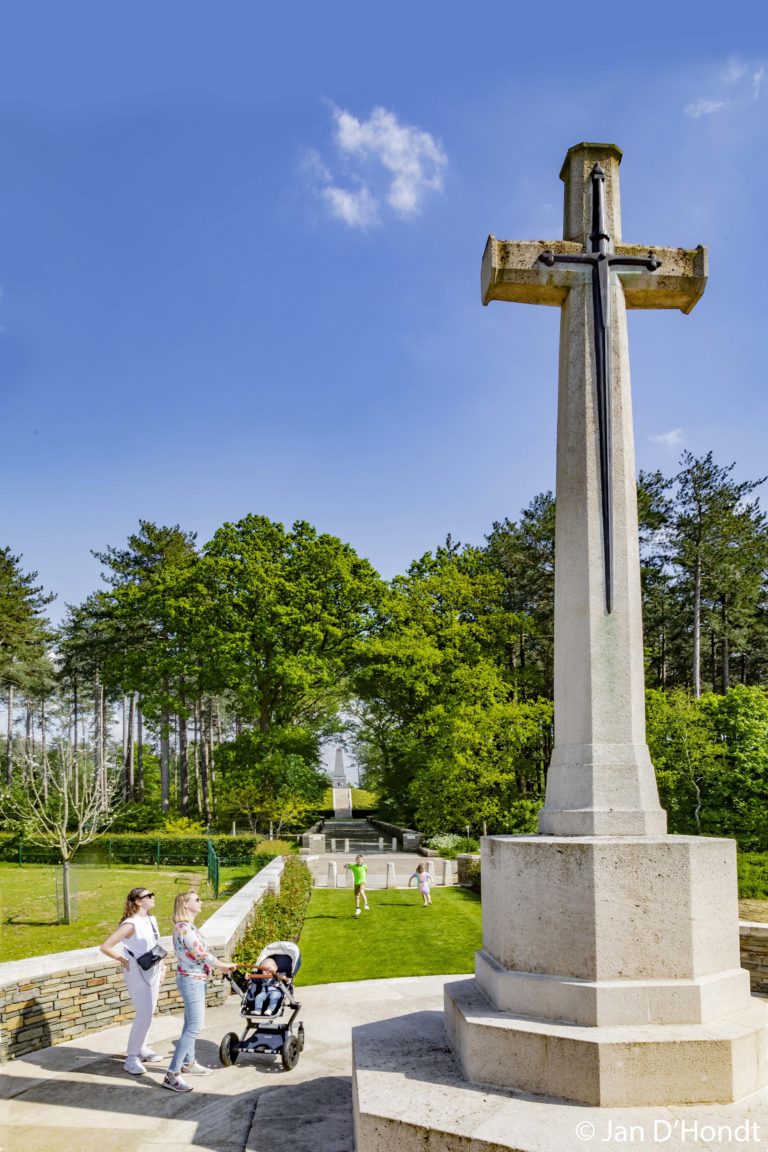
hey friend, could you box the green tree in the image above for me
[484,492,556,700]
[669,453,766,696]
[0,548,55,784]
[215,727,328,835]
[352,543,551,829]
[199,515,384,734]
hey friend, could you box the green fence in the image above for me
[2,833,263,869]
[207,840,220,899]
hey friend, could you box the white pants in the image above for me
[123,962,161,1057]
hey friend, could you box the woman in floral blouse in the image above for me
[162,891,236,1093]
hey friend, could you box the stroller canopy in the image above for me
[257,940,301,978]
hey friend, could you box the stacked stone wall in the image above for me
[0,956,231,1060]
[740,923,768,998]
[0,856,285,1061]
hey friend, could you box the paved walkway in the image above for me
[0,974,453,1152]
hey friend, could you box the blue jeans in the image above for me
[169,975,206,1073]
[254,986,282,1014]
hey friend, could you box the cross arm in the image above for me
[614,243,707,314]
[482,236,589,307]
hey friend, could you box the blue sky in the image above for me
[2,2,767,618]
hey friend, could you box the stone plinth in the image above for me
[353,1006,768,1152]
[442,834,768,1108]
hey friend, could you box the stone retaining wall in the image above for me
[0,856,285,1061]
[369,818,424,851]
[740,922,768,997]
[456,853,481,886]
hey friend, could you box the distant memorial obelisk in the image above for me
[332,747,347,788]
[353,143,768,1150]
[332,747,352,818]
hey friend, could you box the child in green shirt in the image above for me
[346,854,370,916]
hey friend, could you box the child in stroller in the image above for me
[246,956,288,1016]
[220,940,305,1071]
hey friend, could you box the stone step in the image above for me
[445,977,768,1107]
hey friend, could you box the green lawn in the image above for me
[0,862,255,962]
[294,886,482,985]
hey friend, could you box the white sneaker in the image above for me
[355,908,361,916]
[181,1061,213,1076]
[140,1047,160,1061]
[162,1072,193,1092]
[124,1056,146,1075]
[364,904,370,910]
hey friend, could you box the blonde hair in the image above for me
[173,891,199,924]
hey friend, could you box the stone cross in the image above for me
[482,142,707,836]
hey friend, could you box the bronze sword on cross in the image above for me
[538,163,661,614]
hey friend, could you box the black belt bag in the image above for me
[137,943,168,970]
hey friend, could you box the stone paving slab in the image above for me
[0,972,454,1152]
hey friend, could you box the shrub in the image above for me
[252,839,296,859]
[163,816,206,835]
[738,852,768,900]
[424,833,480,858]
[465,858,481,892]
[425,833,465,858]
[232,857,312,968]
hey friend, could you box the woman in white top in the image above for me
[100,886,164,1075]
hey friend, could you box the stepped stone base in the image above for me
[445,977,768,1107]
[352,1006,768,1152]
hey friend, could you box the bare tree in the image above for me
[2,741,123,923]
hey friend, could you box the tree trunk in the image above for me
[72,680,79,806]
[62,858,73,925]
[5,684,13,785]
[178,714,189,817]
[40,697,49,802]
[721,597,730,692]
[93,675,102,794]
[193,702,203,819]
[200,700,211,825]
[101,688,108,799]
[692,556,702,698]
[125,692,135,801]
[160,712,170,814]
[25,702,33,766]
[137,700,144,802]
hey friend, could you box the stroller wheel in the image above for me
[297,1022,305,1051]
[281,1034,300,1071]
[219,1032,240,1066]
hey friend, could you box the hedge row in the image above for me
[232,857,313,968]
[0,833,272,866]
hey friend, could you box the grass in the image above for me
[0,862,255,962]
[294,886,482,985]
[321,786,379,810]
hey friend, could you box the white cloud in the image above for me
[650,429,685,448]
[684,56,766,118]
[719,57,748,84]
[331,106,447,218]
[302,148,332,184]
[321,184,379,230]
[684,97,725,119]
[305,104,447,230]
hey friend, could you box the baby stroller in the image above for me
[219,940,305,1071]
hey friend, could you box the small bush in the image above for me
[253,839,296,859]
[163,816,206,836]
[738,853,768,900]
[425,833,480,858]
[465,858,481,892]
[232,857,312,968]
